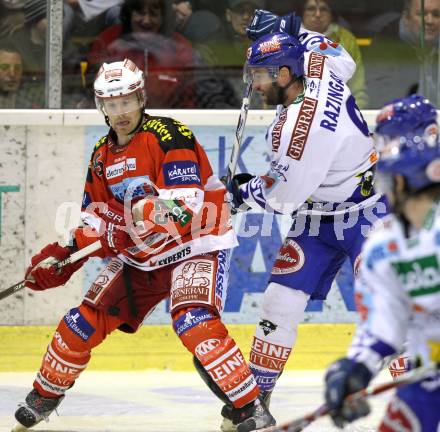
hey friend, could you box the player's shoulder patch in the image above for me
[91,135,108,159]
[95,135,108,150]
[141,116,196,153]
[87,135,108,181]
[306,51,326,79]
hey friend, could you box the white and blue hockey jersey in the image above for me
[348,207,440,374]
[241,32,379,215]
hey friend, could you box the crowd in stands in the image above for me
[0,0,439,109]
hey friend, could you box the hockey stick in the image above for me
[255,362,439,432]
[225,81,253,184]
[0,240,101,301]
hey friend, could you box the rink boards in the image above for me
[0,108,383,328]
[0,323,355,371]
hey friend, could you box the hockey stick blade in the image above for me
[254,362,439,432]
[226,81,253,184]
[0,240,101,301]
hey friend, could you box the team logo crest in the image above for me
[93,151,104,177]
[258,36,281,54]
[195,339,221,357]
[272,239,305,274]
[170,259,215,310]
[173,261,211,290]
[104,68,122,80]
[259,319,277,336]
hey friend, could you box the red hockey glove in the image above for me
[25,242,85,291]
[98,198,153,256]
[98,198,132,256]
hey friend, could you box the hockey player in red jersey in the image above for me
[11,59,275,432]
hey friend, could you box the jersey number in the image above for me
[346,95,370,137]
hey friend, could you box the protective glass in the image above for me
[97,91,144,116]
[243,64,280,84]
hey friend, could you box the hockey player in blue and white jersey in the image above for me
[219,13,387,431]
[324,94,440,431]
[246,8,360,92]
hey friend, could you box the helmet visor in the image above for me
[374,124,439,161]
[243,64,280,85]
[96,91,144,116]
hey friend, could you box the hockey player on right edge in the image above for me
[324,94,440,431]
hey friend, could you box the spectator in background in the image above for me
[172,0,222,44]
[401,0,440,45]
[88,0,200,108]
[0,43,22,108]
[399,0,440,101]
[199,0,264,66]
[62,0,129,109]
[168,0,241,108]
[225,0,260,37]
[0,0,53,42]
[223,0,265,107]
[0,0,93,108]
[199,0,265,108]
[300,0,368,108]
[63,0,124,37]
[364,0,440,107]
[0,0,26,39]
[6,0,47,108]
[173,0,193,31]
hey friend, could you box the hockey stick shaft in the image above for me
[0,240,101,301]
[226,81,253,184]
[257,362,438,432]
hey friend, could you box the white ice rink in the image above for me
[0,370,392,432]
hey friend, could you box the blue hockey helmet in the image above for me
[374,94,440,193]
[244,32,305,85]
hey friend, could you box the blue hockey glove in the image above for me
[223,173,254,214]
[324,358,372,429]
[246,9,302,41]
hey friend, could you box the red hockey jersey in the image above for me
[77,115,237,270]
